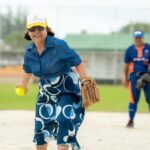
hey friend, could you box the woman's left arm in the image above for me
[60,41,88,78]
[75,62,88,79]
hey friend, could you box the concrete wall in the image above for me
[78,50,124,82]
[0,51,23,66]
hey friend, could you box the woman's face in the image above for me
[28,26,47,44]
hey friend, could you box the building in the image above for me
[65,33,150,83]
[0,39,23,66]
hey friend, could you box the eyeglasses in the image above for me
[28,26,45,32]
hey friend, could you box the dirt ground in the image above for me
[0,111,150,150]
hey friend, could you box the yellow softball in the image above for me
[15,87,25,96]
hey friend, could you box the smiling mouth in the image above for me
[34,35,41,38]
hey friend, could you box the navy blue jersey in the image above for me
[124,43,150,73]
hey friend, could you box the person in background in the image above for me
[123,30,150,128]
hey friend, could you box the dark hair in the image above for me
[24,27,55,40]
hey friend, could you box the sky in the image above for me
[0,0,150,37]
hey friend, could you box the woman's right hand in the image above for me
[16,82,28,94]
[16,72,32,94]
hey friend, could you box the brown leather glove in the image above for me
[81,77,100,109]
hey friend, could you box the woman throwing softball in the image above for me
[16,13,88,150]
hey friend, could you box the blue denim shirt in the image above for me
[23,36,82,78]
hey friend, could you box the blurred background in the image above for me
[0,0,150,112]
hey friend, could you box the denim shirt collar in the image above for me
[26,35,55,54]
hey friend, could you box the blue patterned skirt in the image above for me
[33,72,85,150]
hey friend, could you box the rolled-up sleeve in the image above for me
[23,50,32,73]
[59,41,82,67]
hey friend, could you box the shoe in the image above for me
[126,120,134,128]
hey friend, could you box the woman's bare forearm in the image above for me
[75,62,88,78]
[18,72,32,86]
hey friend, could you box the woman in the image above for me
[17,13,88,150]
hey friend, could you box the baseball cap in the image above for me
[133,30,144,38]
[26,13,48,29]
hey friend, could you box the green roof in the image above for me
[65,33,150,51]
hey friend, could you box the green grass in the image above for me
[0,83,149,112]
[0,83,38,110]
[88,85,149,113]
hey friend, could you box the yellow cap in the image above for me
[26,13,48,29]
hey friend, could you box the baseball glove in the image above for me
[81,77,100,109]
[136,73,150,89]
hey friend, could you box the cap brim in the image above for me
[134,35,143,38]
[26,22,47,29]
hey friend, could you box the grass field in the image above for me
[0,83,149,112]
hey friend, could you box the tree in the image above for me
[119,22,150,33]
[4,31,30,50]
[0,7,30,50]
